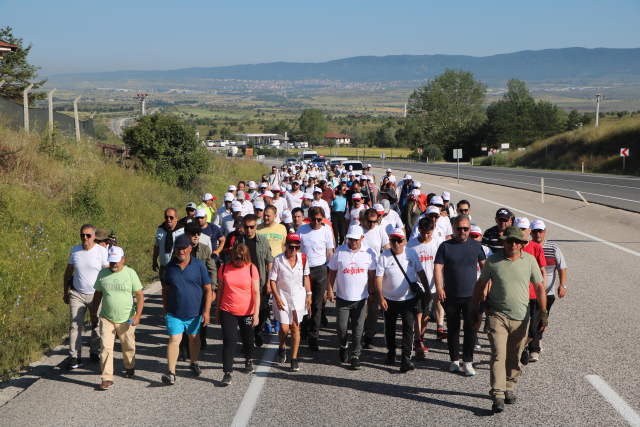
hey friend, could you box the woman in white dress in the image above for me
[269,233,311,372]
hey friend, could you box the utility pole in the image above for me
[73,95,81,142]
[135,93,149,116]
[23,84,34,134]
[48,88,57,134]
[404,103,406,118]
[595,94,605,128]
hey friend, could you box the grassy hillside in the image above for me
[0,126,267,378]
[473,115,640,175]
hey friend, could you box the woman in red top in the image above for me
[215,244,260,386]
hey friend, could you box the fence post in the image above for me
[73,95,81,142]
[48,88,57,134]
[541,178,545,203]
[23,84,34,134]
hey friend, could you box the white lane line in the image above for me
[374,168,640,259]
[230,342,279,427]
[586,375,640,426]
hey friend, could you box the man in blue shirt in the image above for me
[161,234,213,385]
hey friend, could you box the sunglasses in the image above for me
[530,229,544,233]
[390,238,404,244]
[458,209,469,213]
[244,225,256,229]
[310,218,323,222]
[189,231,202,235]
[80,233,93,238]
[505,238,521,245]
[287,245,301,250]
[456,227,470,232]
[186,208,195,212]
[165,215,175,220]
[233,256,244,261]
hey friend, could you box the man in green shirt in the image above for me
[471,226,547,414]
[92,247,144,391]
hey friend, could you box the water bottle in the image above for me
[127,318,134,325]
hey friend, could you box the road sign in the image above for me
[489,148,497,154]
[380,153,386,159]
[333,152,338,156]
[418,148,423,154]
[245,148,253,156]
[621,148,629,157]
[481,147,487,152]
[453,149,462,159]
[501,143,510,149]
[363,150,366,155]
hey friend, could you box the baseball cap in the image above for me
[514,217,531,229]
[496,208,513,219]
[427,206,440,215]
[185,222,201,235]
[386,168,392,173]
[381,189,396,200]
[345,225,364,239]
[285,233,301,244]
[248,181,257,189]
[95,228,109,240]
[263,190,274,198]
[280,187,287,193]
[254,201,265,210]
[174,234,190,249]
[203,193,215,201]
[381,199,391,213]
[272,185,280,191]
[359,175,367,181]
[430,196,444,206]
[233,216,244,228]
[404,174,412,180]
[228,185,237,191]
[349,172,356,176]
[469,226,482,237]
[259,182,267,188]
[410,189,421,197]
[231,201,243,212]
[224,193,234,202]
[328,172,334,177]
[186,202,197,210]
[442,191,451,201]
[292,180,300,185]
[531,220,546,231]
[313,187,322,193]
[341,177,348,182]
[413,182,421,189]
[282,210,293,224]
[195,208,207,218]
[390,228,405,239]
[237,191,246,200]
[367,164,371,168]
[303,193,314,200]
[374,204,384,215]
[352,193,362,200]
[107,246,125,263]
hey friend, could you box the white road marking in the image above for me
[586,375,640,426]
[230,342,279,427]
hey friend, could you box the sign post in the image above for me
[621,148,629,173]
[380,152,386,170]
[453,149,462,184]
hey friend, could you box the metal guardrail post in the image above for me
[541,178,545,203]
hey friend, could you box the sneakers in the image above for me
[504,390,517,404]
[98,380,114,390]
[321,312,329,328]
[220,373,232,386]
[263,322,272,335]
[339,346,348,363]
[351,356,361,370]
[277,347,287,364]
[125,368,135,378]
[529,352,539,362]
[437,328,448,341]
[414,341,425,361]
[385,350,396,366]
[90,353,100,364]
[161,371,176,385]
[400,357,415,373]
[66,358,83,370]
[449,361,460,372]
[361,336,374,349]
[520,347,529,366]
[290,359,300,372]
[244,360,255,374]
[255,333,264,348]
[463,362,476,376]
[492,397,505,413]
[190,362,201,376]
[308,338,319,352]
[475,337,481,350]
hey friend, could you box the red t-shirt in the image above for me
[523,241,546,299]
[218,263,259,316]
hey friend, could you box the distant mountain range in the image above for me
[48,48,640,86]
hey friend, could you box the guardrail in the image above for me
[264,155,427,164]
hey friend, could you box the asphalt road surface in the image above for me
[2,164,640,426]
[108,108,158,136]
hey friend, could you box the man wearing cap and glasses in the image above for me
[253,200,266,225]
[161,234,213,385]
[153,208,185,286]
[442,192,456,218]
[91,247,144,390]
[199,193,217,223]
[228,185,238,199]
[177,202,198,228]
[297,207,335,351]
[328,225,377,370]
[471,226,547,413]
[376,228,430,373]
[270,187,287,223]
[312,187,331,219]
[482,208,515,253]
[385,168,396,185]
[214,193,235,227]
[344,192,365,235]
[196,208,225,258]
[285,180,304,210]
[529,219,567,362]
[237,191,254,216]
[64,224,109,369]
[434,214,487,376]
[222,201,244,238]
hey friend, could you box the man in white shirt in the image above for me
[267,166,281,187]
[214,193,234,226]
[375,228,430,373]
[385,168,396,185]
[312,187,331,218]
[221,201,244,237]
[380,199,405,237]
[237,191,254,216]
[344,193,365,234]
[64,224,109,369]
[285,180,304,210]
[406,216,443,360]
[297,206,335,351]
[271,186,288,223]
[328,225,377,370]
[411,204,453,241]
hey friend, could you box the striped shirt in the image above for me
[542,241,567,295]
[482,225,504,254]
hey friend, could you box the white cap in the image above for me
[259,182,267,188]
[442,191,451,201]
[107,246,124,263]
[203,193,214,201]
[427,206,440,215]
[345,224,364,239]
[303,193,314,200]
[228,185,237,191]
[390,228,405,239]
[195,208,207,218]
[224,193,234,202]
[352,193,362,200]
[254,201,265,210]
[430,196,444,205]
[248,181,257,189]
[313,187,322,193]
[531,220,546,231]
[237,191,246,200]
[263,190,274,197]
[404,174,412,180]
[413,181,421,188]
[272,185,280,192]
[374,204,384,214]
[514,217,531,229]
[282,210,293,224]
[381,199,391,213]
[386,168,392,173]
[292,180,300,185]
[231,201,243,212]
[349,172,356,176]
[410,189,421,197]
[470,226,482,236]
[367,164,371,168]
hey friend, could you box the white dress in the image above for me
[268,252,310,324]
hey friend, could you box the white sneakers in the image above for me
[450,361,460,372]
[463,362,476,376]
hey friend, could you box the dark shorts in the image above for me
[417,292,436,316]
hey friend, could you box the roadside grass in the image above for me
[0,126,267,378]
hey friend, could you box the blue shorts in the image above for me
[165,313,202,336]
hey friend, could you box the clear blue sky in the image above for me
[3,0,639,76]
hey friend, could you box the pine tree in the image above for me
[0,26,47,105]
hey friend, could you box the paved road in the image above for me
[109,108,158,136]
[363,160,640,213]
[2,163,640,426]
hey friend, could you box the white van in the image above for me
[329,157,349,169]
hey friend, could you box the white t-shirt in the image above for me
[376,247,423,301]
[410,215,453,240]
[213,207,231,227]
[381,210,404,235]
[272,197,288,222]
[314,198,331,219]
[68,244,109,294]
[328,244,377,301]
[285,191,304,210]
[298,223,335,267]
[406,237,442,293]
[362,225,390,258]
[345,205,365,224]
[241,200,254,216]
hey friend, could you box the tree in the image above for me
[566,109,582,131]
[0,26,47,105]
[407,68,487,151]
[298,109,328,148]
[123,114,209,188]
[376,127,397,148]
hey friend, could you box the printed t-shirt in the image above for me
[257,223,287,258]
[93,266,143,324]
[328,244,377,301]
[406,236,442,293]
[219,263,259,316]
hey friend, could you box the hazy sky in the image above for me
[3,0,640,76]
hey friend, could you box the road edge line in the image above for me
[586,375,640,426]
